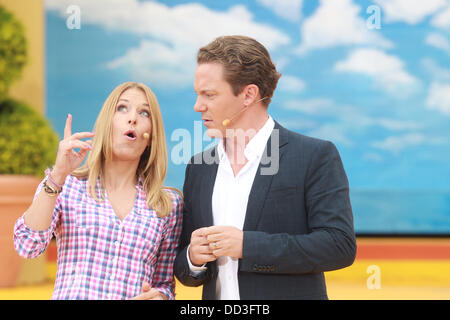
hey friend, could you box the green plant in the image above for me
[0,99,59,176]
[0,6,27,103]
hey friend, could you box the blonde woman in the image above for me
[14,82,183,300]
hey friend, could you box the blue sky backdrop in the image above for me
[44,0,450,233]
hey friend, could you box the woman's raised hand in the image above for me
[51,114,94,183]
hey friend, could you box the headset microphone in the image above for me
[143,132,150,140]
[222,97,267,127]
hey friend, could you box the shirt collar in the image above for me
[217,115,275,162]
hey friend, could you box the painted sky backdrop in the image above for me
[44,1,450,203]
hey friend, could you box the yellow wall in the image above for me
[0,0,44,114]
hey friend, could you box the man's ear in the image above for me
[242,84,260,106]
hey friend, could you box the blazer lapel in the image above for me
[243,121,289,231]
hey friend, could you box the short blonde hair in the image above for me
[73,82,179,217]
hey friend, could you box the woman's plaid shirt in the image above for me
[14,175,183,300]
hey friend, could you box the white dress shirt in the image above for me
[188,116,274,300]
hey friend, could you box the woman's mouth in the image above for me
[124,129,137,141]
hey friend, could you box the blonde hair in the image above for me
[73,82,179,217]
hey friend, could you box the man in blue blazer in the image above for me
[174,35,356,300]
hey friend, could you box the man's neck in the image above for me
[224,113,269,165]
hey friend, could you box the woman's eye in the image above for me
[140,110,150,117]
[117,105,127,112]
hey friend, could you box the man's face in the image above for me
[193,63,243,138]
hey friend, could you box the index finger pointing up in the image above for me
[64,114,72,139]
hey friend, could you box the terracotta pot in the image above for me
[0,175,41,287]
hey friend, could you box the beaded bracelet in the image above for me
[43,180,61,196]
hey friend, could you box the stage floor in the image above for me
[1,238,450,300]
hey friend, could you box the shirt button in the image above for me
[114,241,120,246]
[110,274,115,280]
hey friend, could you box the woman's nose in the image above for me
[128,111,137,125]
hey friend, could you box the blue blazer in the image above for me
[174,121,356,300]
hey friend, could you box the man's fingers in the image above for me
[198,253,218,263]
[192,243,213,255]
[209,240,221,250]
[189,242,217,266]
[206,233,221,243]
[192,227,210,237]
[212,248,225,257]
[64,114,72,140]
[203,225,228,237]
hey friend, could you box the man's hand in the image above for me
[189,227,217,266]
[204,226,243,259]
[131,281,168,300]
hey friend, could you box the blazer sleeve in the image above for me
[174,162,214,287]
[240,140,357,275]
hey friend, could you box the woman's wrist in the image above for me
[46,167,67,188]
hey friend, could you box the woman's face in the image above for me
[111,87,152,162]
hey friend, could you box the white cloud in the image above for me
[297,0,393,54]
[334,48,418,96]
[372,132,446,154]
[278,75,306,93]
[106,40,196,87]
[281,96,425,148]
[431,4,450,31]
[372,133,426,154]
[426,82,450,115]
[308,123,354,146]
[362,152,384,163]
[372,119,422,131]
[374,0,447,24]
[256,0,303,22]
[46,0,290,87]
[421,58,450,81]
[282,98,335,115]
[277,118,317,131]
[282,98,422,131]
[425,32,450,54]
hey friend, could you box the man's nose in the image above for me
[194,97,206,113]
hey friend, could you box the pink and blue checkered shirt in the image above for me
[14,175,183,300]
